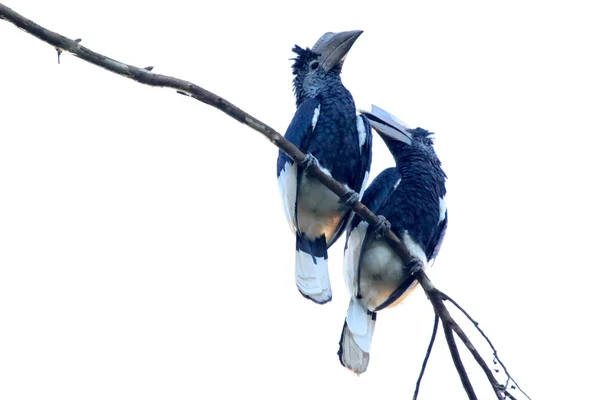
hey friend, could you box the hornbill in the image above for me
[276,31,372,304]
[338,105,448,374]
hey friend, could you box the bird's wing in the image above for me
[348,168,400,232]
[343,168,400,297]
[326,114,373,247]
[355,114,373,196]
[276,98,321,233]
[426,198,448,264]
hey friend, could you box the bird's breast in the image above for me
[296,174,345,242]
[358,237,420,311]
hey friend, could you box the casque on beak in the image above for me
[360,105,413,146]
[311,30,363,71]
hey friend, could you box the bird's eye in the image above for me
[310,61,319,71]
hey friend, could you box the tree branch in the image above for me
[413,314,439,400]
[439,290,532,400]
[0,3,529,399]
[417,271,482,399]
[0,1,418,266]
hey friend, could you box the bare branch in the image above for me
[0,4,529,399]
[417,271,505,399]
[439,290,532,400]
[443,321,477,400]
[413,314,439,400]
[0,1,418,269]
[417,271,482,399]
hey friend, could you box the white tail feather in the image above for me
[340,298,375,374]
[295,250,331,304]
[340,323,370,375]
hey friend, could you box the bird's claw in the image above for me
[338,190,360,210]
[299,153,319,171]
[373,215,391,239]
[405,258,424,275]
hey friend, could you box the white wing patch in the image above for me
[311,105,321,130]
[277,161,298,234]
[393,177,402,191]
[356,115,367,151]
[344,221,369,297]
[438,197,447,223]
[402,231,428,265]
[359,171,370,197]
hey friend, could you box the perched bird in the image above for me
[276,31,372,304]
[338,105,448,374]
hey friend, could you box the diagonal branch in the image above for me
[0,2,418,270]
[0,3,527,399]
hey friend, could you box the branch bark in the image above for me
[0,3,527,399]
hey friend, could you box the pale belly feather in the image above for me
[358,238,419,311]
[296,174,344,242]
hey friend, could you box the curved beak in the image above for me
[312,30,363,71]
[360,105,413,145]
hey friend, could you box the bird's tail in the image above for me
[295,234,331,304]
[338,298,376,374]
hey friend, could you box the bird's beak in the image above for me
[312,30,363,71]
[360,105,413,145]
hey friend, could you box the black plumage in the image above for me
[338,105,447,374]
[276,31,372,304]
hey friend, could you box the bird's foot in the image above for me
[373,215,391,239]
[405,258,424,275]
[338,190,360,211]
[298,153,319,174]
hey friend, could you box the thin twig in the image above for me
[504,390,518,400]
[417,271,505,399]
[439,290,532,400]
[417,270,480,399]
[0,4,527,399]
[442,321,477,400]
[413,313,439,400]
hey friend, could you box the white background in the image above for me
[1,1,598,399]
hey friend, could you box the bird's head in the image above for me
[361,105,439,164]
[291,30,363,105]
